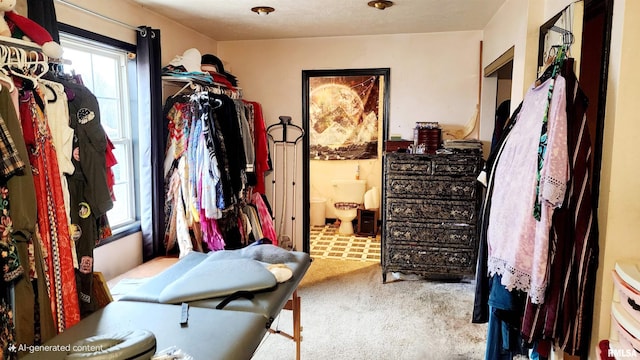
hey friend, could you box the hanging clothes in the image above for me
[486,74,568,304]
[244,101,270,194]
[19,84,81,332]
[0,84,56,351]
[0,110,25,360]
[162,80,274,254]
[39,79,75,220]
[520,59,599,358]
[234,99,256,183]
[474,56,598,358]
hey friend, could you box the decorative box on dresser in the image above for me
[382,151,483,283]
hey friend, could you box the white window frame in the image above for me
[59,33,136,231]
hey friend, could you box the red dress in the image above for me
[19,88,80,332]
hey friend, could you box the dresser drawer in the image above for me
[431,155,481,176]
[385,155,432,175]
[385,221,476,248]
[386,176,477,200]
[385,198,477,223]
[385,245,475,275]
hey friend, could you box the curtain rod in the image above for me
[55,0,144,33]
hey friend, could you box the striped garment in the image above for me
[520,59,599,357]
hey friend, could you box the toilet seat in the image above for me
[334,202,359,210]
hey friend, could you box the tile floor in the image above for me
[309,224,381,262]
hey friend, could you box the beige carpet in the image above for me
[252,258,488,360]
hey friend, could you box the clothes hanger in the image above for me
[536,45,568,86]
[171,80,194,98]
[211,97,223,110]
[27,50,49,80]
[38,78,60,103]
[7,47,39,87]
[0,45,16,92]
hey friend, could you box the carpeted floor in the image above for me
[106,232,488,359]
[252,257,488,360]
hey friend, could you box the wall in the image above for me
[53,0,217,69]
[478,0,545,151]
[46,0,219,278]
[93,232,143,281]
[592,0,640,356]
[219,32,482,140]
[219,31,482,249]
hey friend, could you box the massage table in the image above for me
[25,245,311,360]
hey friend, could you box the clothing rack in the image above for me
[1,36,72,78]
[0,36,50,91]
[267,116,304,250]
[549,25,574,47]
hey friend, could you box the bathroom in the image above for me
[302,69,387,261]
[308,149,383,262]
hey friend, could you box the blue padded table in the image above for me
[119,246,311,359]
[121,249,310,319]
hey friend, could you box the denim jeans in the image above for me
[485,275,528,359]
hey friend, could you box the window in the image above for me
[59,34,137,231]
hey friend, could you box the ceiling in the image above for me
[128,0,507,41]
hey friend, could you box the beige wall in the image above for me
[52,0,217,66]
[593,0,640,355]
[218,31,482,249]
[218,32,482,141]
[93,232,143,281]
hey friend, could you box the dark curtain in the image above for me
[136,26,165,261]
[27,0,60,42]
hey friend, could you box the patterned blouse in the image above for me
[487,76,569,304]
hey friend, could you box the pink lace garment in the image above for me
[487,76,568,304]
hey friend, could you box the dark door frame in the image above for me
[301,68,391,253]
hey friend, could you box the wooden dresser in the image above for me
[382,151,483,282]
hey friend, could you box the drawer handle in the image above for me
[629,298,640,312]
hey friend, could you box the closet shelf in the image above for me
[162,75,243,98]
[0,35,43,52]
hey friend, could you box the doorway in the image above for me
[301,68,390,260]
[482,47,514,152]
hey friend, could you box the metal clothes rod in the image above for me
[55,0,144,33]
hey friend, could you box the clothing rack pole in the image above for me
[266,116,304,249]
[162,76,243,99]
[54,0,144,33]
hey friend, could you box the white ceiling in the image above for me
[128,0,506,41]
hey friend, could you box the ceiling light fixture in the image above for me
[251,6,275,16]
[367,1,394,10]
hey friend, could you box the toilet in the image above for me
[331,179,367,235]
